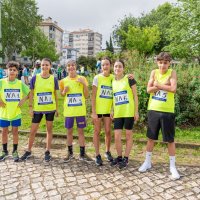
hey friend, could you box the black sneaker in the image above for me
[95,155,103,166]
[44,151,51,162]
[64,153,74,163]
[20,151,31,161]
[118,158,129,169]
[79,154,93,163]
[0,151,9,161]
[12,151,19,162]
[110,156,123,167]
[104,151,113,162]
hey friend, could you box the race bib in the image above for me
[99,85,112,99]
[152,90,167,102]
[114,90,129,105]
[4,89,20,102]
[67,93,82,107]
[37,92,53,105]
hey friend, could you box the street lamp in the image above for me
[0,0,2,65]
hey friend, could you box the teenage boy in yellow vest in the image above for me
[59,59,92,162]
[138,52,180,179]
[0,61,30,162]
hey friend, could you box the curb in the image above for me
[16,130,200,149]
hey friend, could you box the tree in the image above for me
[77,56,96,71]
[139,2,174,53]
[2,0,41,60]
[21,28,59,62]
[106,36,114,53]
[112,15,139,50]
[164,0,200,61]
[120,25,160,56]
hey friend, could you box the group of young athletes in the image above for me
[0,52,180,180]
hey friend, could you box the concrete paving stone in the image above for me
[128,194,140,200]
[0,140,200,200]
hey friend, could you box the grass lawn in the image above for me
[19,94,200,144]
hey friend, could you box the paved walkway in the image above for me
[0,146,200,200]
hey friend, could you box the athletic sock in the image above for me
[145,151,152,163]
[68,145,73,154]
[13,144,18,153]
[3,143,8,152]
[80,146,85,156]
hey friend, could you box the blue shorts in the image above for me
[0,119,21,127]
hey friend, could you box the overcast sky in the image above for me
[35,0,177,47]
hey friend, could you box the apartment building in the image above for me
[69,29,102,57]
[40,17,63,56]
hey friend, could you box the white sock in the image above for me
[169,156,180,179]
[145,151,152,163]
[169,156,176,168]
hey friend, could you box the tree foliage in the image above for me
[106,36,114,53]
[2,0,41,60]
[120,25,160,55]
[164,0,200,61]
[77,56,96,71]
[21,28,59,62]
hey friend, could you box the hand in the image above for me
[134,113,139,122]
[110,112,114,120]
[55,110,59,117]
[0,101,6,108]
[18,99,26,107]
[77,77,86,85]
[29,108,33,118]
[63,86,69,95]
[91,112,98,123]
[127,73,134,80]
[153,81,159,88]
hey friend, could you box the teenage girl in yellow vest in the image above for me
[59,59,92,162]
[21,58,59,162]
[0,61,30,162]
[138,52,180,180]
[92,57,114,166]
[110,60,139,169]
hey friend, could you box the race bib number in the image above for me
[114,90,129,105]
[152,90,167,102]
[67,93,82,107]
[99,85,112,99]
[4,89,20,102]
[37,92,53,105]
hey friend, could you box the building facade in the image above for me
[39,17,63,57]
[69,29,102,57]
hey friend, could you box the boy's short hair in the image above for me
[157,52,172,62]
[6,61,19,70]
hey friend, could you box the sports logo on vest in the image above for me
[67,93,82,107]
[37,92,53,105]
[114,90,129,105]
[4,89,20,102]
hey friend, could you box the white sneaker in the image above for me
[138,161,151,172]
[170,167,180,180]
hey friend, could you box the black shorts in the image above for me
[114,117,134,130]
[147,110,175,143]
[97,114,110,118]
[32,112,55,123]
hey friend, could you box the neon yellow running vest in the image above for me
[34,74,56,112]
[96,74,113,114]
[0,79,23,120]
[112,76,134,118]
[63,76,86,117]
[148,69,174,113]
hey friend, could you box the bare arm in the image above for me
[29,90,34,117]
[131,84,139,121]
[147,70,159,94]
[18,92,30,107]
[54,90,59,117]
[154,70,177,93]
